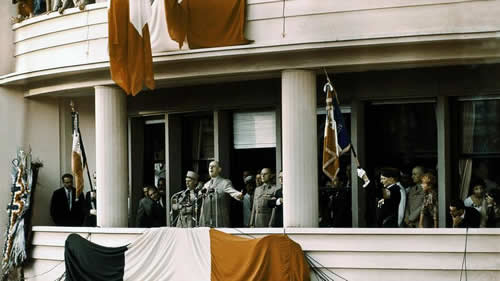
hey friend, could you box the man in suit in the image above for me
[249,168,278,227]
[199,161,243,227]
[404,166,425,227]
[268,171,283,227]
[136,186,166,227]
[450,199,481,228]
[377,168,402,228]
[157,177,167,207]
[50,174,85,226]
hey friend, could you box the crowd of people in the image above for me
[374,166,500,228]
[49,163,500,229]
[135,162,285,229]
[11,0,96,24]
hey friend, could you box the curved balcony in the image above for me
[2,0,500,95]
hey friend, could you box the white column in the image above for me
[281,70,318,227]
[95,86,129,227]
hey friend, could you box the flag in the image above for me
[71,118,84,198]
[108,0,154,96]
[164,0,251,49]
[322,86,351,182]
[64,228,310,281]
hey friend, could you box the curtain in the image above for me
[459,101,476,200]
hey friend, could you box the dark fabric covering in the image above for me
[64,234,127,281]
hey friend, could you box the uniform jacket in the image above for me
[268,188,283,227]
[249,183,278,227]
[404,184,424,227]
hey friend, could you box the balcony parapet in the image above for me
[2,0,500,96]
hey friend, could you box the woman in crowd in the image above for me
[419,173,438,228]
[485,189,500,227]
[464,181,488,227]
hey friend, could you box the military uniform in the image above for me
[404,184,424,227]
[249,183,278,227]
[199,176,242,227]
[172,189,199,228]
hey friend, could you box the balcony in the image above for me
[2,0,500,95]
[24,226,500,281]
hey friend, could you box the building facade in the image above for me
[1,0,500,279]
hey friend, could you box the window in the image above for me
[456,98,500,200]
[365,101,437,227]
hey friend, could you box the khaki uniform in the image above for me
[404,184,424,227]
[249,183,278,227]
[172,189,198,228]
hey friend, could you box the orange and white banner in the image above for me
[71,129,84,198]
[108,0,155,96]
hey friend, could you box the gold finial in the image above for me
[70,100,75,113]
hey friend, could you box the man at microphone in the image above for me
[172,171,200,228]
[199,161,243,227]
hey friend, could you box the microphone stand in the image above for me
[215,188,218,227]
[170,190,183,227]
[209,191,214,227]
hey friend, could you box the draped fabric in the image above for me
[65,234,127,281]
[459,101,476,200]
[108,0,155,96]
[64,228,310,281]
[165,0,251,49]
[210,229,310,281]
[149,0,189,52]
[322,88,340,182]
[124,228,211,281]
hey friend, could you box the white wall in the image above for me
[23,97,61,226]
[24,227,500,281]
[0,1,15,75]
[8,0,500,75]
[0,87,26,244]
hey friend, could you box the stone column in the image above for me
[281,70,318,227]
[95,86,128,227]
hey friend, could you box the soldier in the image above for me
[199,161,243,227]
[249,168,278,227]
[172,171,200,228]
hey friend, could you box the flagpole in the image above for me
[322,71,370,187]
[70,101,95,193]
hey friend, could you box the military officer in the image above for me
[199,161,243,227]
[249,168,278,227]
[172,171,200,228]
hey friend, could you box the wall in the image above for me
[0,87,26,247]
[23,97,61,226]
[0,1,15,75]
[8,0,500,75]
[24,227,500,281]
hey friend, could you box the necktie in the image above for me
[68,190,72,211]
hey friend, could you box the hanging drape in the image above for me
[459,101,476,200]
[165,0,251,49]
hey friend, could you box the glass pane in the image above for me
[365,103,437,227]
[461,100,500,153]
